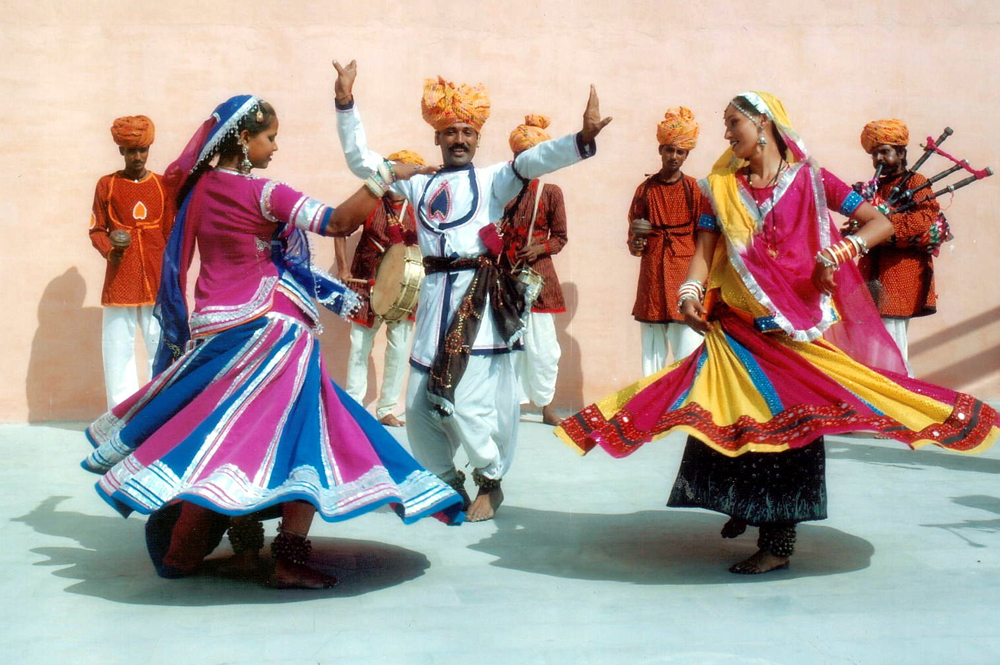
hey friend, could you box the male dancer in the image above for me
[333,59,610,521]
[856,119,941,375]
[503,115,569,426]
[627,107,703,376]
[89,115,173,407]
[335,150,425,427]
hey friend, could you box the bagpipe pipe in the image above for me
[887,127,993,213]
[851,127,993,254]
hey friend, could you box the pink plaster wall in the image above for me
[3,1,998,423]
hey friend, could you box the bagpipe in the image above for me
[851,127,993,255]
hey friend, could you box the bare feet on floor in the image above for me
[721,517,748,539]
[379,413,405,427]
[541,405,562,426]
[466,487,504,522]
[728,549,789,575]
[270,560,338,589]
[213,550,267,579]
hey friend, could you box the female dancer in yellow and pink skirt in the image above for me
[556,92,999,574]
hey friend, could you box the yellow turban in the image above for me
[508,115,552,153]
[387,150,426,166]
[860,119,909,154]
[656,107,698,149]
[111,115,155,148]
[421,76,491,132]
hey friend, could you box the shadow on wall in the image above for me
[552,281,584,413]
[909,305,1000,388]
[26,267,104,422]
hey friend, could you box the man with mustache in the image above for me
[627,107,704,376]
[89,115,174,408]
[333,60,610,521]
[853,119,941,376]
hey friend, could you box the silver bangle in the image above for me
[815,250,836,268]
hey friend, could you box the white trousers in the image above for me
[882,317,912,377]
[641,322,702,377]
[102,304,161,409]
[515,312,561,407]
[345,318,412,419]
[405,354,519,482]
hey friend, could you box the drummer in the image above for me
[89,115,174,408]
[334,150,424,427]
[333,59,610,521]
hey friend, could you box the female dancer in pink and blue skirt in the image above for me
[82,95,463,589]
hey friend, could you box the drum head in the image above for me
[370,244,407,317]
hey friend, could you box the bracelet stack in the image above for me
[677,280,705,311]
[363,159,399,198]
[815,235,868,268]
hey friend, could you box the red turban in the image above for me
[860,119,909,154]
[508,115,552,153]
[421,77,491,132]
[656,107,698,149]
[111,115,155,148]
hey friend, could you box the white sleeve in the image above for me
[335,102,416,202]
[335,103,386,179]
[491,133,594,208]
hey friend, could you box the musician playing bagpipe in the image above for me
[849,119,943,375]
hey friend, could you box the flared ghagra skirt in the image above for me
[84,311,463,525]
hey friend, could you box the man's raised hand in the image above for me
[581,85,612,144]
[333,59,358,105]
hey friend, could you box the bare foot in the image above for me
[466,487,504,522]
[270,559,338,589]
[212,550,267,579]
[541,405,562,426]
[379,413,405,427]
[728,549,790,575]
[721,518,747,539]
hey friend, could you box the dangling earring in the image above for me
[757,131,768,146]
[240,143,253,174]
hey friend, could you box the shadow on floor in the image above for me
[920,494,1000,548]
[13,496,430,606]
[826,437,1000,475]
[471,505,874,585]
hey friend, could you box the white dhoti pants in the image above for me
[102,304,161,409]
[345,318,412,419]
[641,321,702,377]
[515,312,561,407]
[405,354,519,482]
[882,317,912,377]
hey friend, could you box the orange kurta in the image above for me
[627,174,702,323]
[89,171,173,306]
[857,172,939,318]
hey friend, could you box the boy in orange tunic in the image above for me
[627,107,704,376]
[89,115,174,407]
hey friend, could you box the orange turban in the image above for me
[860,119,909,154]
[508,115,552,153]
[111,115,155,148]
[421,77,491,132]
[387,150,426,166]
[656,107,698,149]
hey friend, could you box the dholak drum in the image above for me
[371,244,423,322]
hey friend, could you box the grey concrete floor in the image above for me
[3,417,1000,665]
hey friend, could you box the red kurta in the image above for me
[857,172,939,318]
[627,174,702,323]
[347,197,418,328]
[89,171,173,306]
[501,179,568,313]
